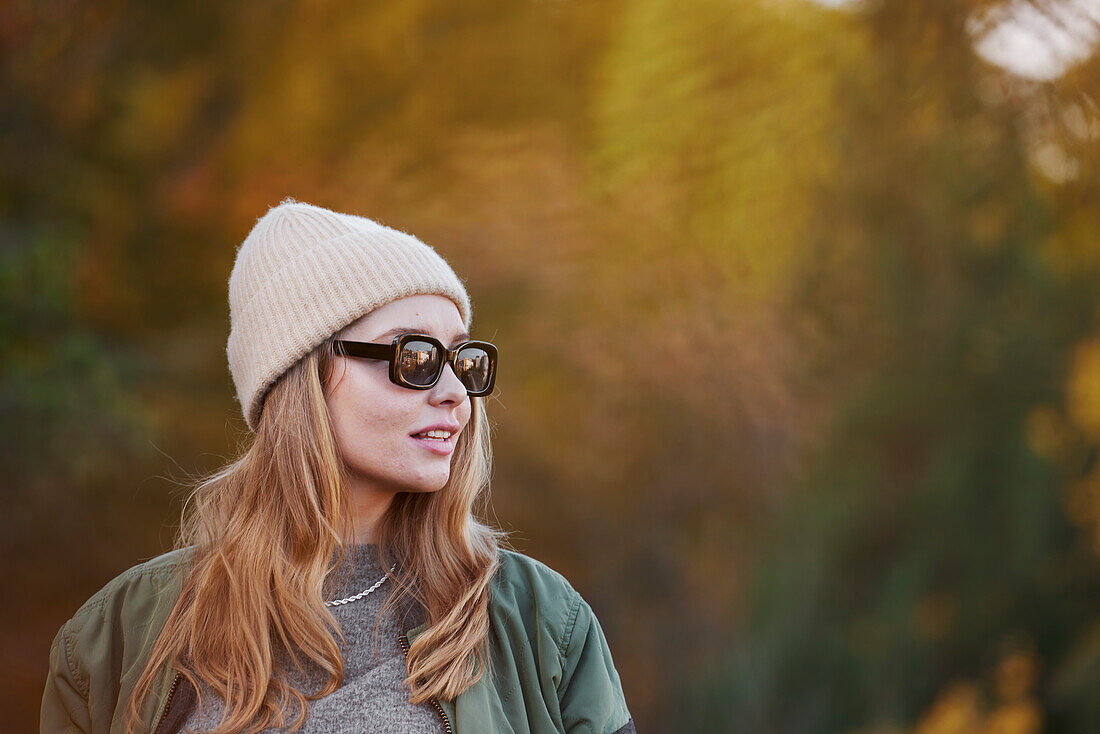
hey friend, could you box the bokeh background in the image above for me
[5,0,1100,731]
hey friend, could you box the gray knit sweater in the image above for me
[179,545,447,733]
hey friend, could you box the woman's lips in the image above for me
[408,433,456,455]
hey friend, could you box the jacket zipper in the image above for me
[153,671,184,733]
[399,631,454,734]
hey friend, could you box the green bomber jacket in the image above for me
[41,547,635,734]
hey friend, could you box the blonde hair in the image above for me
[125,335,505,733]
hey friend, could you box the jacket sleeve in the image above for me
[41,619,92,734]
[557,593,636,734]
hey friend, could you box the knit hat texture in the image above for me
[227,199,472,432]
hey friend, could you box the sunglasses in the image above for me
[333,333,498,396]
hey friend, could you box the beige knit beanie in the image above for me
[227,199,472,432]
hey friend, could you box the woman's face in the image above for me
[324,294,473,499]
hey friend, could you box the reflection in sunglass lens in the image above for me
[455,346,492,392]
[398,340,442,386]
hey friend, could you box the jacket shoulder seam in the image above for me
[558,588,583,661]
[60,618,90,701]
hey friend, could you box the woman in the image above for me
[40,200,635,734]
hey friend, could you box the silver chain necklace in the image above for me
[324,563,397,607]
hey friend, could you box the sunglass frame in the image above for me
[333,334,497,396]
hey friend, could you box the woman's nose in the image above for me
[430,362,468,404]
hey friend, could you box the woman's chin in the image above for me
[344,471,448,497]
[398,474,450,494]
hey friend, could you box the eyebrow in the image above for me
[372,326,471,345]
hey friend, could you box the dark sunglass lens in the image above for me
[454,346,492,392]
[398,339,442,386]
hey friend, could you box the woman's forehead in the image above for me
[340,295,466,341]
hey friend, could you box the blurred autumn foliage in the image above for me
[3,0,1100,732]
